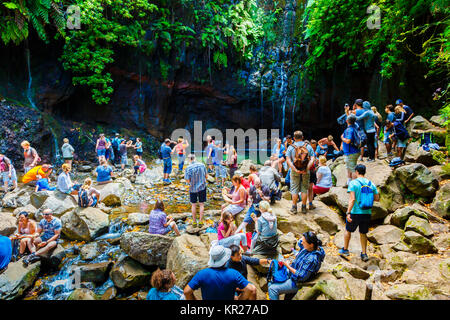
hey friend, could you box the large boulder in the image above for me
[385,284,432,300]
[166,234,209,288]
[74,261,113,284]
[110,256,152,289]
[429,165,450,182]
[61,207,109,241]
[238,159,261,177]
[390,206,429,229]
[300,274,367,300]
[97,182,126,206]
[328,261,370,280]
[429,115,446,127]
[367,225,404,245]
[407,116,435,131]
[0,261,41,300]
[396,163,439,197]
[39,244,67,270]
[404,142,441,166]
[38,191,78,218]
[80,242,102,261]
[67,288,97,300]
[431,182,450,219]
[0,212,17,236]
[385,251,418,272]
[135,166,163,185]
[404,216,434,238]
[120,232,173,267]
[279,232,297,254]
[13,204,38,219]
[311,202,344,235]
[2,188,32,208]
[29,191,51,209]
[126,213,150,226]
[402,231,437,254]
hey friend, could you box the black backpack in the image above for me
[78,189,90,208]
[393,121,410,141]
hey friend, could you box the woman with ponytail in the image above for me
[216,211,249,253]
[268,231,325,300]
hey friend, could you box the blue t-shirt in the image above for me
[161,144,172,159]
[146,287,182,300]
[386,112,395,123]
[96,165,113,182]
[188,267,249,300]
[403,105,413,120]
[37,178,55,191]
[342,126,359,155]
[213,146,223,165]
[39,217,62,240]
[136,142,143,152]
[355,109,365,130]
[348,177,379,215]
[0,235,12,270]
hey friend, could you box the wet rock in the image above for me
[166,234,209,288]
[402,231,437,254]
[279,232,297,254]
[367,225,404,245]
[114,177,134,191]
[67,288,97,300]
[2,188,32,208]
[75,261,113,284]
[100,286,117,300]
[13,204,38,219]
[78,165,93,172]
[0,212,17,236]
[0,261,41,300]
[40,244,66,270]
[29,191,51,209]
[431,182,450,220]
[61,207,109,241]
[396,164,439,197]
[405,215,434,237]
[126,213,150,226]
[97,182,126,206]
[80,242,102,261]
[38,191,78,218]
[390,206,429,229]
[110,256,152,289]
[328,261,370,280]
[385,284,432,300]
[404,142,441,166]
[120,232,173,267]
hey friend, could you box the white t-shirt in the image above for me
[316,166,332,188]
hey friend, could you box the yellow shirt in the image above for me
[22,166,46,184]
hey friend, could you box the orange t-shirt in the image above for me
[22,166,46,184]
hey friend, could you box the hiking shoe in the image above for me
[309,203,316,210]
[22,253,34,267]
[361,253,369,262]
[301,205,307,214]
[290,205,297,214]
[338,248,350,256]
[198,221,204,228]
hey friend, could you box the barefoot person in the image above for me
[339,164,379,262]
[0,153,18,192]
[160,138,173,183]
[22,209,61,267]
[184,245,257,300]
[174,137,189,173]
[9,212,37,261]
[21,140,40,173]
[148,200,180,236]
[184,154,207,228]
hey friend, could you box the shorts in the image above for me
[121,155,128,165]
[344,153,359,172]
[163,158,172,174]
[63,157,73,161]
[224,204,245,216]
[345,214,371,234]
[290,170,310,195]
[39,234,54,242]
[97,149,106,157]
[397,139,408,148]
[243,204,261,224]
[309,170,317,184]
[162,225,172,235]
[136,151,143,157]
[0,168,17,185]
[190,188,206,203]
[215,164,227,179]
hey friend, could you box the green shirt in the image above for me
[347,177,378,215]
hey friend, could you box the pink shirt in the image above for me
[232,186,247,208]
[217,222,225,240]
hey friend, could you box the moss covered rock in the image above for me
[405,215,434,238]
[385,284,432,300]
[431,182,450,219]
[402,231,437,254]
[391,207,429,229]
[396,163,439,197]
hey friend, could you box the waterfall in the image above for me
[25,44,62,165]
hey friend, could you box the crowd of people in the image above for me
[0,97,418,299]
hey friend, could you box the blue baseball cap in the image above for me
[396,99,403,105]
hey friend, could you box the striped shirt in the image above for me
[184,161,207,193]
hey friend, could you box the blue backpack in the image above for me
[393,121,410,141]
[349,126,365,149]
[356,179,375,210]
[266,260,289,284]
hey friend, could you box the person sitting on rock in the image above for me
[146,269,184,300]
[22,209,61,267]
[249,201,278,256]
[0,235,12,274]
[259,160,281,204]
[35,174,56,192]
[271,138,286,173]
[247,165,260,188]
[9,211,38,261]
[317,135,340,160]
[148,200,180,236]
[78,178,100,208]
[133,155,147,175]
[222,175,247,217]
[227,244,270,282]
[95,158,115,185]
[184,244,256,300]
[339,164,379,262]
[268,231,325,300]
[215,212,249,253]
[57,163,81,195]
[22,164,53,186]
[235,177,270,234]
[0,153,17,193]
[312,156,332,195]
